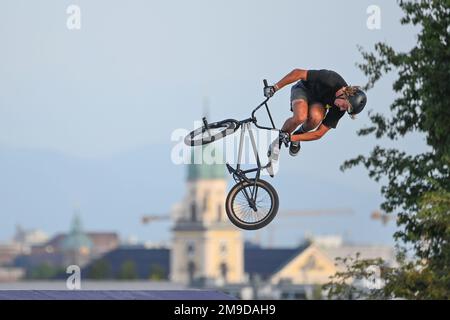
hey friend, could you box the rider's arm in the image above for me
[274,69,308,90]
[290,124,330,142]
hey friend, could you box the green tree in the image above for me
[324,254,387,300]
[149,263,166,281]
[118,260,138,280]
[28,263,65,279]
[325,0,450,299]
[88,259,112,279]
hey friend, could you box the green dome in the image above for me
[62,213,93,251]
[187,146,226,181]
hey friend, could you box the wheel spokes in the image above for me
[233,185,272,224]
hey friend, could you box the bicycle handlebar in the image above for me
[251,98,269,119]
[250,79,277,131]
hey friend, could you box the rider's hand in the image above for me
[264,85,277,98]
[279,131,291,147]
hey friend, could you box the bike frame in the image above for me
[225,97,279,210]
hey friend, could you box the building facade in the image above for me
[170,147,244,285]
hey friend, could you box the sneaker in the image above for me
[266,161,275,178]
[289,141,301,156]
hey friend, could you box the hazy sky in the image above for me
[0,1,426,246]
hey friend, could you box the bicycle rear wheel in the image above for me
[184,119,239,146]
[225,179,279,230]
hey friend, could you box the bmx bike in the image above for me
[184,80,282,230]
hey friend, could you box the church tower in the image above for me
[170,147,244,285]
[62,212,93,267]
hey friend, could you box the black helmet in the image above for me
[347,88,367,115]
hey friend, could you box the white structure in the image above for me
[170,147,244,285]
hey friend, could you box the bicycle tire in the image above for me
[184,119,240,146]
[225,179,279,230]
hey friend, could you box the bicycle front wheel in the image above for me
[184,119,239,146]
[225,179,279,230]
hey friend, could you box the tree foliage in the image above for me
[149,263,166,281]
[118,260,139,280]
[88,259,112,279]
[326,0,450,299]
[323,253,388,299]
[27,263,65,280]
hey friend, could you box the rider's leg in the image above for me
[268,99,308,164]
[281,99,308,134]
[293,103,326,134]
[289,103,325,156]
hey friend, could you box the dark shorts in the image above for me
[289,81,343,129]
[290,81,322,111]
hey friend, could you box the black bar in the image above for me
[251,98,269,119]
[254,123,277,131]
[265,103,276,129]
[0,299,440,318]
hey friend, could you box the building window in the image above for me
[203,191,209,211]
[219,241,227,256]
[188,261,196,284]
[190,201,197,221]
[294,292,307,300]
[301,255,323,272]
[219,262,228,281]
[186,242,195,258]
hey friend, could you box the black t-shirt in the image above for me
[303,69,348,129]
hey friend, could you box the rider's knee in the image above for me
[308,109,324,126]
[293,113,307,125]
[291,100,308,125]
[291,106,308,125]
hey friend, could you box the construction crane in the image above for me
[281,208,354,217]
[141,208,354,225]
[141,203,183,225]
[141,207,354,248]
[141,214,170,224]
[259,207,354,248]
[370,210,396,226]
